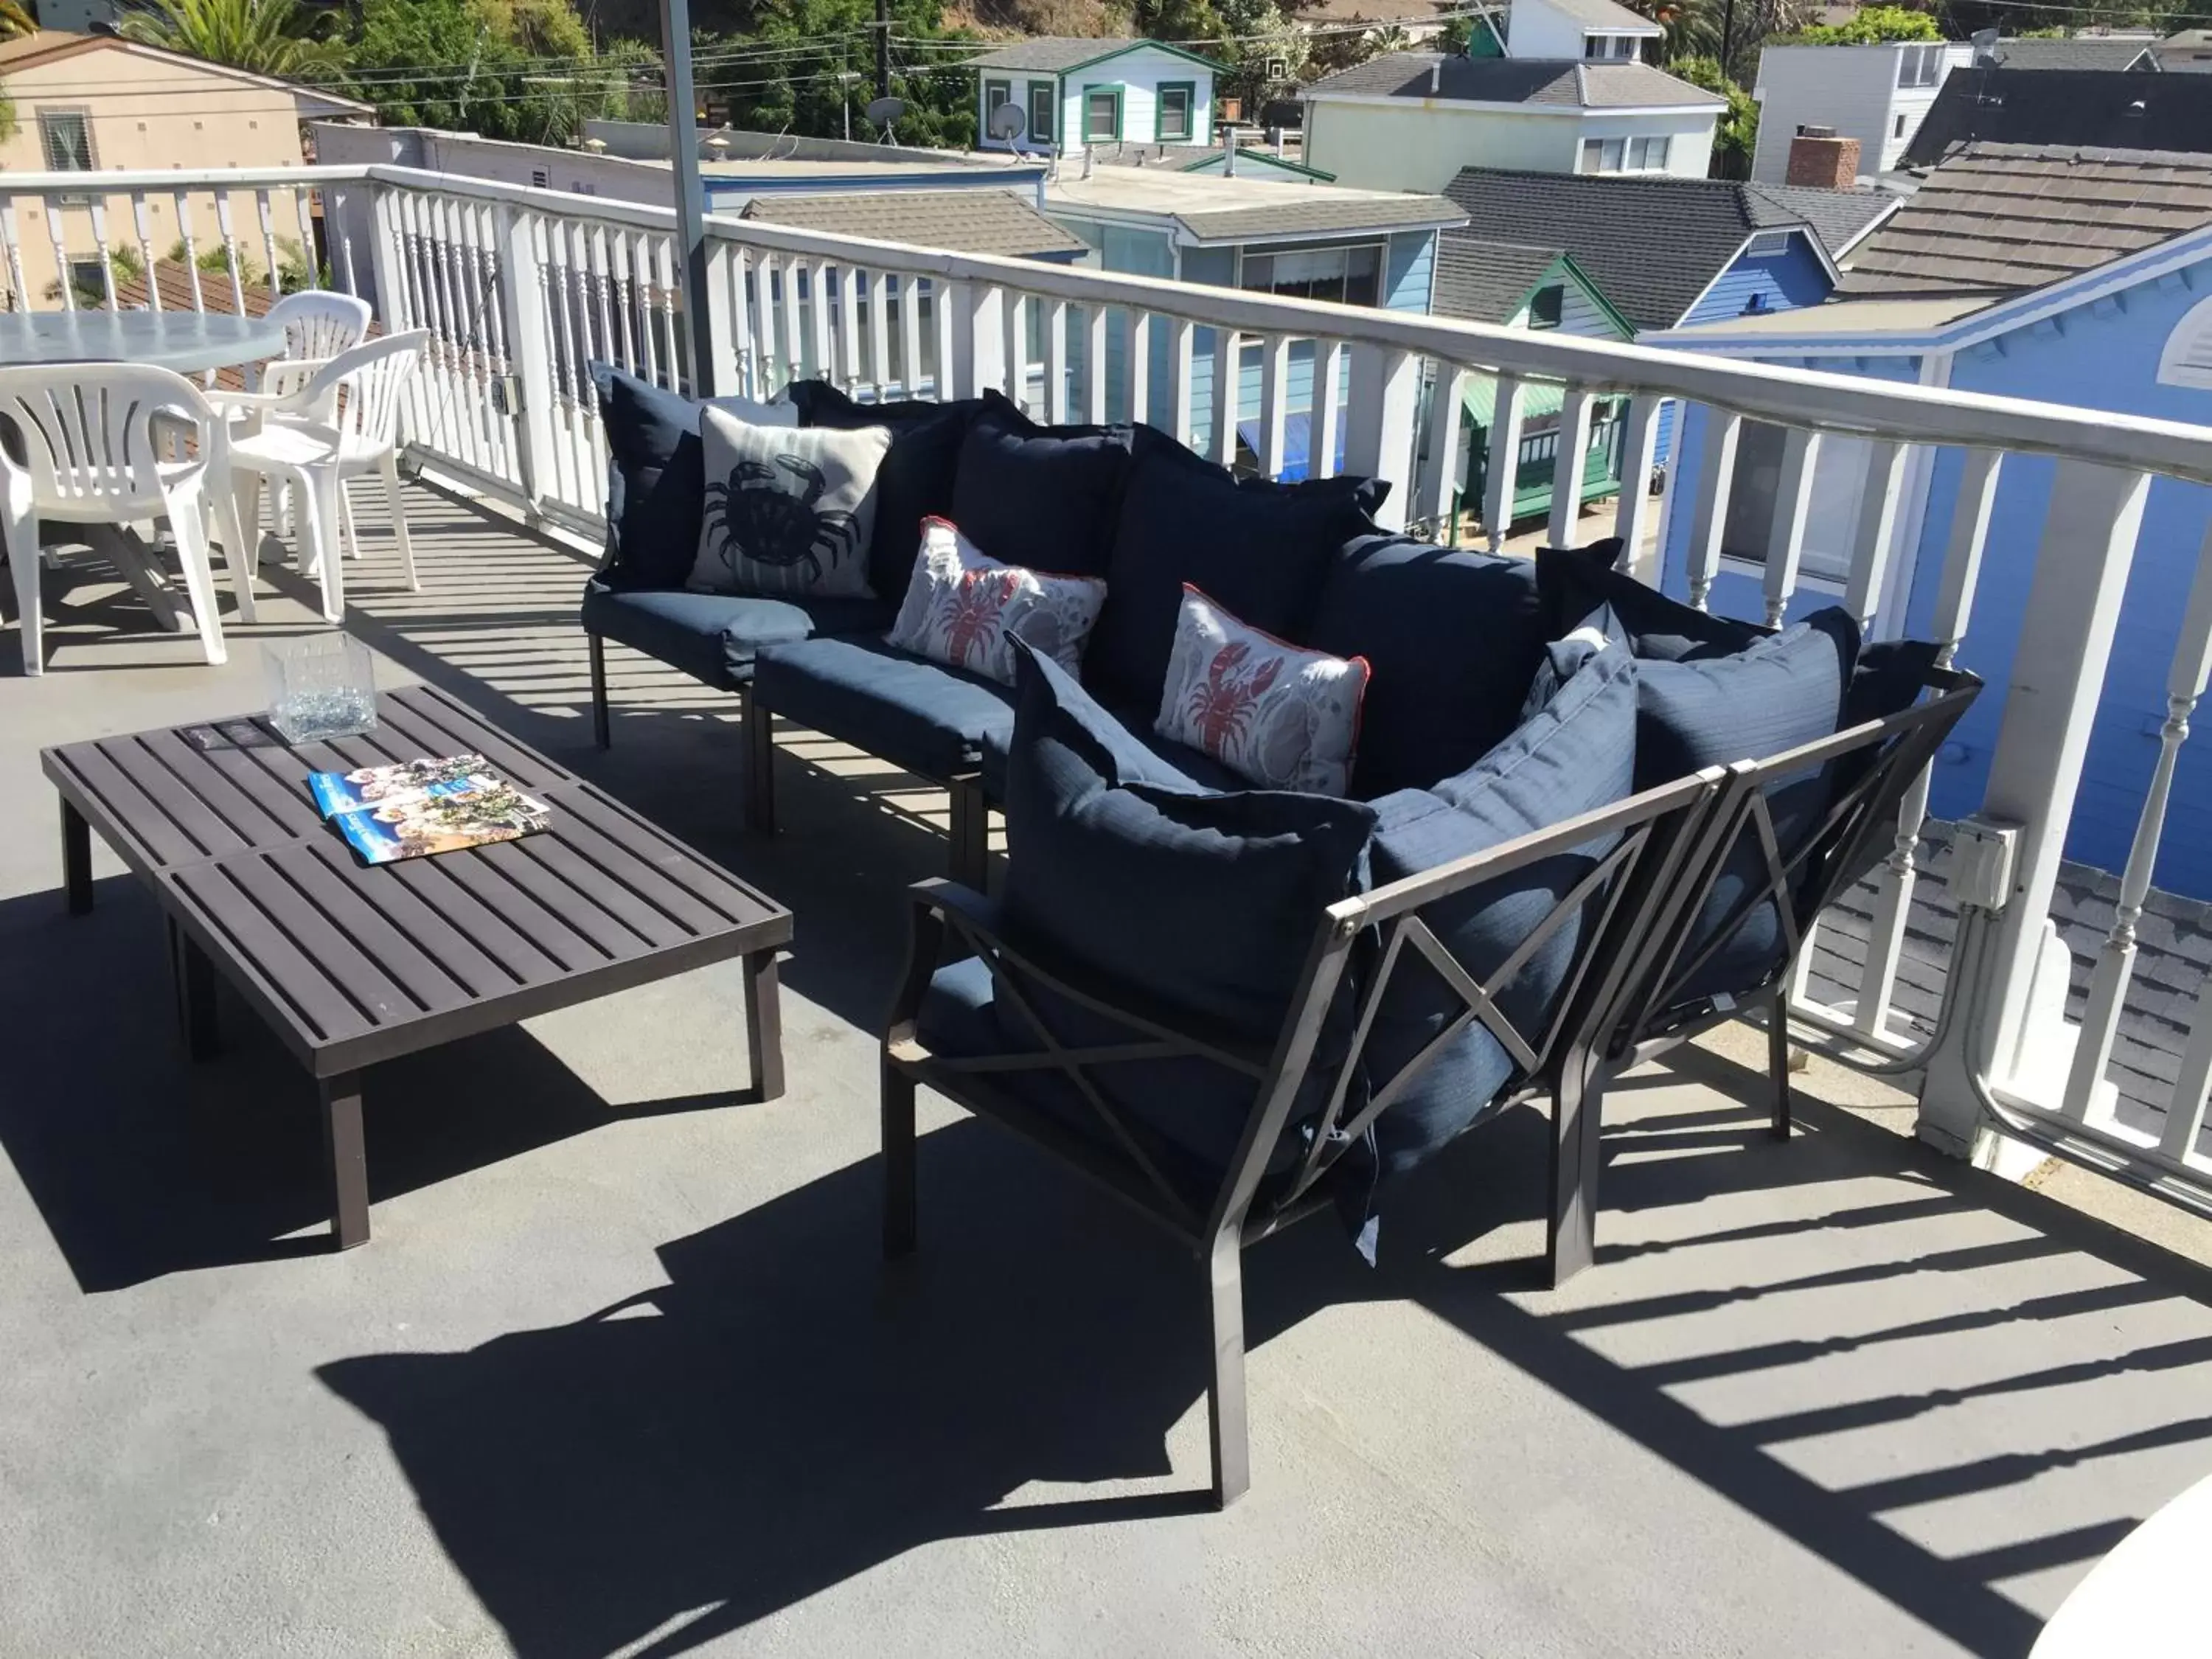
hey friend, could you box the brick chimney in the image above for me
[1787,125,1862,189]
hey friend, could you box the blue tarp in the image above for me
[1237,408,1349,482]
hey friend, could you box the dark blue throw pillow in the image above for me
[786,379,985,604]
[950,390,1135,582]
[1085,435,1388,714]
[590,364,712,591]
[1000,642,1377,1038]
[1307,535,1547,799]
[1362,638,1640,1180]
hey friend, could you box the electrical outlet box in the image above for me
[1950,815,2021,912]
[490,374,523,418]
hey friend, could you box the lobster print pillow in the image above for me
[689,405,891,599]
[886,518,1107,686]
[1155,585,1370,797]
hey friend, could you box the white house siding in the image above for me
[1304,99,1714,191]
[975,49,1214,152]
[1749,43,1972,184]
[1506,0,1593,60]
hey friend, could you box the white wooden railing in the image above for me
[10,161,2212,1211]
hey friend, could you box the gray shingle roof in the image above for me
[1170,192,1467,242]
[740,191,1088,260]
[1301,52,1719,108]
[1742,181,1899,258]
[1993,36,2157,71]
[1440,167,1818,329]
[1903,68,2212,165]
[1430,239,1563,322]
[966,36,1214,72]
[1837,142,2212,299]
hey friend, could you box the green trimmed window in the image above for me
[984,78,1014,138]
[1028,80,1055,145]
[1158,80,1195,142]
[1528,285,1564,329]
[1082,85,1123,143]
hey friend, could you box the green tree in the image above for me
[0,0,36,38]
[345,0,628,145]
[1783,3,1940,42]
[1672,52,1757,176]
[117,0,343,79]
[695,0,981,151]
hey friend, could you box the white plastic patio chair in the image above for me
[211,291,374,539]
[228,330,428,622]
[0,364,250,676]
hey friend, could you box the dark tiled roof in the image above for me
[740,191,1088,260]
[1903,68,2212,167]
[1440,167,1815,329]
[1837,142,2212,299]
[1993,36,2157,71]
[1743,181,1898,258]
[1303,52,1719,108]
[1430,238,1562,322]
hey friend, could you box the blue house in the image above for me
[1651,142,2212,895]
[1041,166,1467,476]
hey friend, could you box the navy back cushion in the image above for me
[786,379,984,606]
[1362,638,1640,1179]
[591,364,709,591]
[1537,541,1760,663]
[1307,535,1548,799]
[1084,434,1388,714]
[950,390,1135,582]
[1001,642,1377,1038]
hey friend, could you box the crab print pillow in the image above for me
[1155,585,1370,796]
[887,518,1107,686]
[689,404,891,599]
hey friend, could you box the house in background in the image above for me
[1430,237,1635,528]
[2157,28,2212,72]
[0,30,372,307]
[1285,0,1468,49]
[1749,38,1972,184]
[1990,35,2160,72]
[968,38,1222,156]
[1649,142,2212,893]
[1902,66,2212,164]
[1041,167,1464,471]
[1502,0,1665,63]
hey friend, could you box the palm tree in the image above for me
[0,0,36,39]
[117,0,344,80]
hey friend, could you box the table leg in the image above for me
[320,1072,370,1251]
[60,797,92,915]
[170,921,220,1061]
[745,948,786,1103]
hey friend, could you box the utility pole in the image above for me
[1718,0,1736,83]
[874,0,891,102]
[658,0,716,394]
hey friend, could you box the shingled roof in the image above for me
[964,37,1223,72]
[1439,168,1833,329]
[1836,142,2212,299]
[1430,239,1565,323]
[1903,68,2212,167]
[740,192,1087,261]
[1992,35,2157,71]
[1301,52,1719,108]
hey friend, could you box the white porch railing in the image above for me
[10,162,2212,1212]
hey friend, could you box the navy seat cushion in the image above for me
[950,390,1135,580]
[582,581,892,689]
[785,380,984,607]
[751,634,1016,779]
[975,702,1251,801]
[1306,535,1549,799]
[1001,642,1377,1039]
[1362,637,1640,1180]
[590,364,712,591]
[1537,539,1759,662]
[1084,438,1386,712]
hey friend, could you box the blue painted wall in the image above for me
[1661,260,2212,897]
[1654,230,1836,463]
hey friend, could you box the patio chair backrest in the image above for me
[268,291,372,363]
[299,330,428,458]
[0,363,218,516]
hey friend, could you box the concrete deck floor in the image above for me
[7,482,2212,1658]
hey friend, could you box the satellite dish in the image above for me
[989,102,1028,143]
[866,96,907,128]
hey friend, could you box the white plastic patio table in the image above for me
[2031,1464,2212,1657]
[0,310,288,633]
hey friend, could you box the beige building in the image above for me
[0,31,373,309]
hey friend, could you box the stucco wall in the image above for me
[1303,98,1714,192]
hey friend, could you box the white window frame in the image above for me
[984,77,1015,139]
[1582,134,1668,174]
[1896,44,1944,88]
[2158,293,2212,390]
[1742,229,1794,259]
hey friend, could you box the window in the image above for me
[1742,229,1792,258]
[1896,43,1944,88]
[2157,293,2212,389]
[1893,112,1908,139]
[1083,86,1121,143]
[530,167,549,188]
[1583,33,1639,58]
[984,78,1014,138]
[68,258,106,302]
[38,110,96,206]
[1028,80,1054,146]
[1158,81,1195,142]
[1527,284,1564,328]
[1240,243,1383,307]
[1722,420,1860,583]
[1580,134,1669,173]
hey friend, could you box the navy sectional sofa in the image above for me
[576,368,1981,1506]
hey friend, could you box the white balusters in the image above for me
[171,193,206,313]
[293,187,319,290]
[1003,291,1031,412]
[1084,305,1108,422]
[1845,439,1910,630]
[835,263,863,394]
[807,260,834,386]
[1613,396,1664,576]
[1167,317,1195,447]
[1763,428,1823,626]
[87,201,116,309]
[653,237,684,392]
[901,274,925,397]
[254,189,281,300]
[1314,341,1344,479]
[1548,386,1597,549]
[1343,345,1419,534]
[1,201,28,313]
[1684,410,1742,611]
[1046,299,1070,423]
[1124,310,1150,428]
[44,201,72,311]
[130,195,159,311]
[782,256,807,389]
[1414,365,1467,535]
[1256,335,1290,480]
[930,279,956,402]
[212,193,246,316]
[1212,330,1241,468]
[866,270,891,400]
[1481,375,1526,554]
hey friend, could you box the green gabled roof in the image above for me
[1177,150,1337,183]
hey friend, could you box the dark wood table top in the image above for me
[43,683,792,1079]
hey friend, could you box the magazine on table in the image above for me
[329,779,552,866]
[307,754,501,819]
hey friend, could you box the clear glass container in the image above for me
[264,633,378,744]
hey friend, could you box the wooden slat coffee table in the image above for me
[42,683,793,1249]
